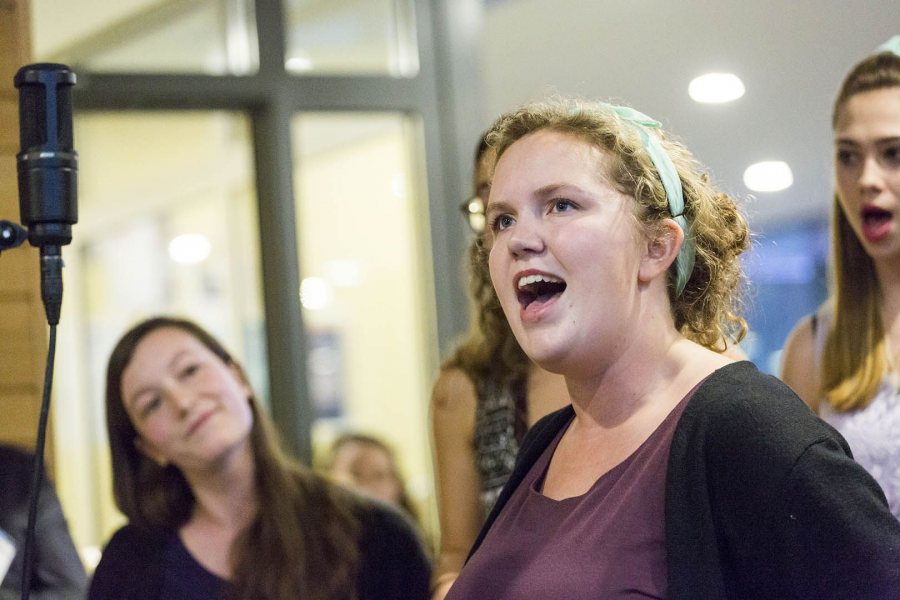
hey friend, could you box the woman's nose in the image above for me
[507,215,546,257]
[858,155,885,194]
[166,385,195,416]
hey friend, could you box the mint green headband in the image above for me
[602,103,696,297]
[876,35,900,56]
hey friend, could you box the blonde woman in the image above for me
[781,39,900,519]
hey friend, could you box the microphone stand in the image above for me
[0,225,65,600]
[6,62,77,600]
[0,238,62,600]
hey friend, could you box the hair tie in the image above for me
[602,103,696,297]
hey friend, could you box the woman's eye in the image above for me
[836,148,859,167]
[140,396,162,418]
[551,199,575,213]
[180,364,200,378]
[490,214,514,232]
[882,145,900,166]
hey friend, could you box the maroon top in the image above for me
[446,390,695,600]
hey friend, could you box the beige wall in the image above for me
[0,0,52,459]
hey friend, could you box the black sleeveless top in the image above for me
[473,376,528,516]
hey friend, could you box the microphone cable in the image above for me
[19,324,57,600]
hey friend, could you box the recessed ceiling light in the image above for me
[688,72,745,104]
[743,161,793,192]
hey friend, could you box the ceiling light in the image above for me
[168,234,211,264]
[743,161,793,192]
[688,72,745,104]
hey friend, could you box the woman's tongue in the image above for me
[862,207,893,241]
[518,280,566,317]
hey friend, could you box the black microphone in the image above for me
[15,63,78,326]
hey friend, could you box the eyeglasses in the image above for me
[459,195,486,234]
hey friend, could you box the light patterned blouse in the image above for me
[813,308,900,519]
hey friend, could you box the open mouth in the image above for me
[863,206,891,224]
[861,205,893,240]
[517,273,567,309]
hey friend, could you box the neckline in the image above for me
[531,377,702,503]
[169,531,226,583]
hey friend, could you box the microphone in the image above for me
[14,63,78,326]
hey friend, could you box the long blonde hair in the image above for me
[821,50,900,411]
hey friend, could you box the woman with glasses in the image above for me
[429,135,570,600]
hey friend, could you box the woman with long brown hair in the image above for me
[88,316,430,599]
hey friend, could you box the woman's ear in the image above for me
[638,219,683,284]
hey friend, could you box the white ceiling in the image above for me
[481,0,900,230]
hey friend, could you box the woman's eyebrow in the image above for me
[125,350,193,406]
[835,135,900,147]
[534,182,574,196]
[484,199,515,218]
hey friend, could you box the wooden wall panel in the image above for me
[0,155,40,291]
[0,0,48,456]
[0,393,41,448]
[0,101,17,147]
[0,296,41,383]
[0,0,30,87]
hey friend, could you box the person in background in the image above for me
[326,432,420,525]
[88,316,430,600]
[0,445,86,600]
[444,96,900,599]
[781,37,900,519]
[429,135,570,599]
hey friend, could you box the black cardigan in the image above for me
[88,497,430,600]
[468,362,900,599]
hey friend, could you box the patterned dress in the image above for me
[472,377,528,517]
[813,309,900,519]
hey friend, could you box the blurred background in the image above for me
[3,0,897,565]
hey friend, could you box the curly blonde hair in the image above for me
[485,97,749,350]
